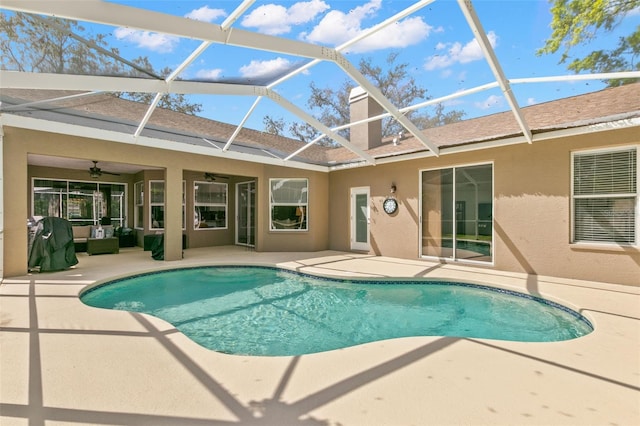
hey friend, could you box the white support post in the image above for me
[224,96,264,152]
[457,0,532,143]
[265,89,376,164]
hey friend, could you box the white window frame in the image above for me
[149,180,164,230]
[31,178,127,227]
[194,181,228,230]
[418,162,494,264]
[134,180,144,230]
[181,180,186,230]
[571,145,638,246]
[149,180,186,230]
[269,178,308,231]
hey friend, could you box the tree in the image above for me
[264,52,465,145]
[0,12,202,114]
[0,12,121,75]
[122,57,203,115]
[537,0,640,86]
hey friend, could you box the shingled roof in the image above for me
[0,89,331,165]
[326,82,640,164]
[2,83,639,169]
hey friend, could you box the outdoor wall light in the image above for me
[383,183,398,214]
[383,192,398,215]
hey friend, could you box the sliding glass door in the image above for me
[421,164,493,262]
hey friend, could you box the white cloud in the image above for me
[239,57,293,79]
[185,6,226,22]
[113,6,227,54]
[527,97,537,105]
[301,0,381,44]
[114,27,178,53]
[440,69,453,78]
[424,31,498,71]
[241,0,329,35]
[475,94,504,110]
[349,17,433,53]
[300,0,431,53]
[196,69,224,80]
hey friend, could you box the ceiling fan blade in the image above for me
[204,172,229,181]
[89,161,119,176]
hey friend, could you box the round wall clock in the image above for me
[383,197,398,214]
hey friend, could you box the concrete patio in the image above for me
[1,246,638,425]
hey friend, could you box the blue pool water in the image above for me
[80,266,593,356]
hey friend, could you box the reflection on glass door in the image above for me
[421,164,493,262]
[236,181,256,247]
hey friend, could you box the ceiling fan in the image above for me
[204,172,229,182]
[89,161,120,178]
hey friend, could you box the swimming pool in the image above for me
[80,266,593,356]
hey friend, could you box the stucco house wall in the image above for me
[3,93,638,286]
[328,126,639,286]
[4,127,331,277]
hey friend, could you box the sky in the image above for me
[17,0,640,133]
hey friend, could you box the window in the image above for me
[134,181,144,229]
[194,181,227,229]
[572,147,638,245]
[149,180,186,230]
[32,178,126,226]
[67,181,96,222]
[270,178,308,231]
[102,183,125,227]
[421,164,493,262]
[149,180,164,230]
[32,179,68,219]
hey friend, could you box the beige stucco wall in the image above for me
[258,165,329,252]
[3,127,329,277]
[329,127,640,286]
[4,125,638,285]
[328,158,421,259]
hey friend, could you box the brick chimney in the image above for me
[349,86,383,151]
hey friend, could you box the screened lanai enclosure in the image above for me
[2,0,638,169]
[1,0,639,283]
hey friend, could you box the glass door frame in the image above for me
[350,186,370,251]
[236,180,256,247]
[419,162,494,264]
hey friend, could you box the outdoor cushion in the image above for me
[90,225,114,239]
[72,225,92,242]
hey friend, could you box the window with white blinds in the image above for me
[572,147,637,244]
[270,178,308,231]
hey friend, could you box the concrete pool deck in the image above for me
[1,246,638,425]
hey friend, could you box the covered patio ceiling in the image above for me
[1,0,639,171]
